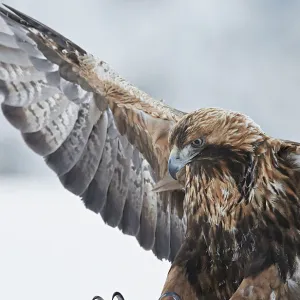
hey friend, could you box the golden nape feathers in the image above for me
[1,5,300,300]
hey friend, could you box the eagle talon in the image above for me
[159,292,181,300]
[112,292,125,300]
[92,292,125,300]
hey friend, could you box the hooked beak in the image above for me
[168,146,190,180]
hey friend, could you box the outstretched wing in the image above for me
[0,4,187,262]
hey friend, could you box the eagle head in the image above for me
[168,107,266,182]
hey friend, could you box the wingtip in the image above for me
[1,3,19,14]
[0,3,87,55]
[0,3,30,25]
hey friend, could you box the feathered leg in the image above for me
[230,265,288,300]
[160,265,197,300]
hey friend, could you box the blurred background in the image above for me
[0,1,300,299]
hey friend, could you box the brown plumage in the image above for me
[1,5,300,300]
[230,265,287,300]
[162,108,300,299]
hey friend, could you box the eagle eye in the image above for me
[191,138,204,148]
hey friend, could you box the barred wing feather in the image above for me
[0,5,186,262]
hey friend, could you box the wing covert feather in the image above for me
[0,5,187,261]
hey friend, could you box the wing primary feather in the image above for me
[30,56,58,72]
[59,110,108,196]
[0,6,25,26]
[1,4,86,55]
[85,134,118,214]
[102,140,131,227]
[21,101,79,156]
[45,100,98,176]
[0,80,58,107]
[137,161,158,251]
[0,44,31,66]
[0,31,18,48]
[1,92,69,132]
[119,150,144,236]
[0,63,43,83]
[153,193,171,260]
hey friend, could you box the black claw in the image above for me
[159,292,181,300]
[91,292,125,300]
[93,291,181,300]
[112,292,125,300]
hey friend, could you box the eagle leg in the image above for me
[160,266,197,300]
[229,265,287,300]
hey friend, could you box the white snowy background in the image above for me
[0,1,300,299]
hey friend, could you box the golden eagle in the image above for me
[0,5,299,300]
